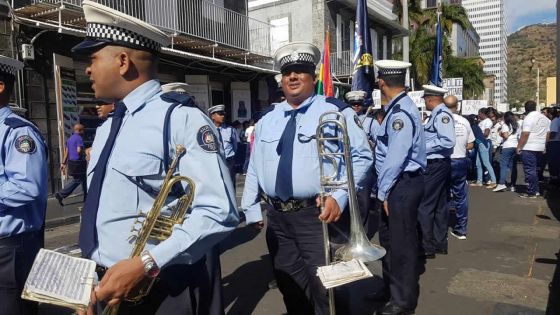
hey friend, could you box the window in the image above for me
[270,17,290,53]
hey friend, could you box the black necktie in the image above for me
[275,110,298,202]
[79,102,127,258]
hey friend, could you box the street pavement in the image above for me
[40,174,560,315]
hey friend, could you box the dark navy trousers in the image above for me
[0,231,42,315]
[520,150,541,195]
[379,172,424,310]
[418,158,451,255]
[449,158,469,236]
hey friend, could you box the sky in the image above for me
[506,0,556,34]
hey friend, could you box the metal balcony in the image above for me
[14,0,273,62]
[331,50,354,77]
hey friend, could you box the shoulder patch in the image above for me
[326,97,350,112]
[197,125,218,153]
[392,119,404,131]
[15,135,36,154]
[354,115,363,129]
[442,116,450,124]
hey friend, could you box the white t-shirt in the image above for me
[490,121,503,148]
[451,114,475,159]
[244,125,255,142]
[521,111,550,152]
[478,118,493,139]
[500,124,519,149]
[550,117,560,142]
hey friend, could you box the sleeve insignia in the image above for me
[197,125,218,153]
[392,119,404,131]
[354,115,364,129]
[15,135,37,154]
[442,116,450,124]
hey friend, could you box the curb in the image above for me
[45,215,81,229]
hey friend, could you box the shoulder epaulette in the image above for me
[160,91,197,108]
[4,117,34,129]
[258,105,275,119]
[326,97,350,112]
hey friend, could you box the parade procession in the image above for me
[0,0,559,315]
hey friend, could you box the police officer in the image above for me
[71,2,239,314]
[241,42,372,314]
[444,95,474,240]
[161,83,225,315]
[208,104,238,186]
[0,55,48,315]
[417,85,456,259]
[346,90,367,116]
[374,60,426,315]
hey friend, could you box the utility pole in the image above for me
[402,0,409,62]
[537,67,540,108]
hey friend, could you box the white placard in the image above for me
[497,103,509,113]
[443,77,463,101]
[185,75,210,113]
[231,82,251,122]
[371,89,382,109]
[408,91,426,109]
[461,100,488,115]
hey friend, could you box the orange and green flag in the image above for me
[316,32,334,97]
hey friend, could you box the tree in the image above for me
[445,57,485,99]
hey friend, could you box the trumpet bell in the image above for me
[334,234,386,263]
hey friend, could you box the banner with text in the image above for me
[461,100,488,115]
[442,77,463,101]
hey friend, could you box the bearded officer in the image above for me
[374,60,426,315]
[72,2,239,314]
[241,42,372,314]
[0,55,48,315]
[417,85,456,259]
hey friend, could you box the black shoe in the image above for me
[268,279,278,289]
[55,193,64,206]
[435,249,448,255]
[376,302,415,315]
[419,253,435,259]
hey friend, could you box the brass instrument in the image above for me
[316,110,386,262]
[103,145,195,315]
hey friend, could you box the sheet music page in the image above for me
[22,248,96,308]
[317,259,373,289]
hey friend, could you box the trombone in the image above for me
[316,111,387,314]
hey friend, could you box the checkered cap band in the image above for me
[86,23,161,51]
[279,53,316,69]
[378,68,406,76]
[0,63,18,76]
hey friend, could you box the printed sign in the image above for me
[461,100,488,115]
[442,77,463,101]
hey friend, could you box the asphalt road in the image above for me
[40,174,560,315]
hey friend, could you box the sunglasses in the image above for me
[215,111,225,116]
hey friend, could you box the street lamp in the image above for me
[530,57,540,109]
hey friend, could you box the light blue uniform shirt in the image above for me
[0,107,47,237]
[375,92,427,201]
[217,125,238,159]
[88,80,239,268]
[241,94,373,224]
[424,103,456,159]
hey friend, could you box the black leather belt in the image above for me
[261,194,317,212]
[95,265,108,280]
[402,169,423,178]
[0,231,40,247]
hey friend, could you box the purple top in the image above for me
[66,133,84,161]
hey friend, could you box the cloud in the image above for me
[506,0,555,32]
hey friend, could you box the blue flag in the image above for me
[430,13,443,87]
[352,0,374,104]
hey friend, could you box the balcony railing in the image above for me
[331,50,354,77]
[17,0,273,57]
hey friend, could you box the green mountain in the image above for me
[507,23,556,107]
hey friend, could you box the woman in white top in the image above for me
[494,111,519,192]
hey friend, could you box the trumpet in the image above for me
[316,111,386,261]
[102,145,195,315]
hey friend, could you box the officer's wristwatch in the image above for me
[140,250,160,278]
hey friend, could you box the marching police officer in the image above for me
[417,85,456,259]
[346,90,367,116]
[374,60,426,315]
[0,55,48,315]
[241,42,372,314]
[161,83,225,315]
[72,2,239,314]
[208,104,238,186]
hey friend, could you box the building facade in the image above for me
[462,0,508,105]
[450,22,479,58]
[6,0,278,193]
[248,0,407,81]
